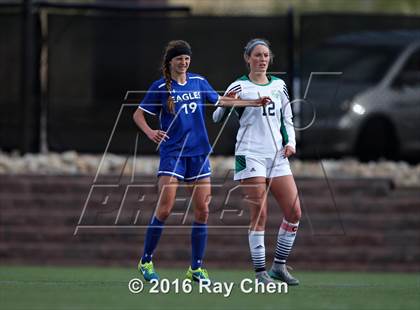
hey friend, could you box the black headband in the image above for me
[165,46,192,63]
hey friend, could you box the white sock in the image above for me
[248,230,266,272]
[274,219,299,265]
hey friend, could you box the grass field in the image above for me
[1,266,419,310]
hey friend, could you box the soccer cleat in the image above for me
[138,260,159,282]
[269,264,299,286]
[255,271,275,284]
[186,266,211,284]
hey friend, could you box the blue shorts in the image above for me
[158,155,211,182]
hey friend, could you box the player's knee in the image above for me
[286,213,300,224]
[258,209,268,224]
[156,206,172,221]
[195,208,209,223]
[285,203,301,223]
[251,206,267,226]
[243,187,266,206]
[251,217,266,231]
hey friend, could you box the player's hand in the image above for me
[257,96,271,106]
[283,145,296,158]
[146,129,169,144]
[226,90,239,99]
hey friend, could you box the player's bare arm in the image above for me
[218,95,271,107]
[133,109,169,144]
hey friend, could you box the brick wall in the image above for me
[1,175,419,271]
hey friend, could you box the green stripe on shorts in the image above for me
[235,155,246,173]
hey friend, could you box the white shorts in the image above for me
[234,154,292,181]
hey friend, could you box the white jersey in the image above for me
[213,75,296,157]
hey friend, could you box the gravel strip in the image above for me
[0,151,419,187]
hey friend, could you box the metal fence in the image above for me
[1,2,419,157]
[0,1,291,155]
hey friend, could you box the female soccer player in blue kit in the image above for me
[133,40,270,283]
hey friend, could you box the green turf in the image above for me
[0,266,419,310]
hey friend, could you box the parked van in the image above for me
[299,31,420,162]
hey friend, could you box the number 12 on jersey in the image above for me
[262,101,275,116]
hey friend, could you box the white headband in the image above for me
[245,40,269,55]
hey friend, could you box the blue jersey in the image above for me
[139,72,220,157]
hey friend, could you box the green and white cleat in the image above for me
[186,266,211,284]
[255,271,276,284]
[138,260,159,282]
[269,264,299,286]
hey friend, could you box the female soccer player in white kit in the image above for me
[213,38,301,285]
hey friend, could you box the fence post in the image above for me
[286,6,294,100]
[21,0,38,153]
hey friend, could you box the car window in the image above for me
[402,50,420,72]
[394,50,420,87]
[302,45,400,83]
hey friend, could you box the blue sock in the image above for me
[191,222,208,270]
[141,216,165,264]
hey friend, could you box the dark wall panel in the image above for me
[0,11,22,151]
[46,14,289,155]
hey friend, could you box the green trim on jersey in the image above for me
[236,74,279,86]
[280,109,289,147]
[235,155,246,173]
